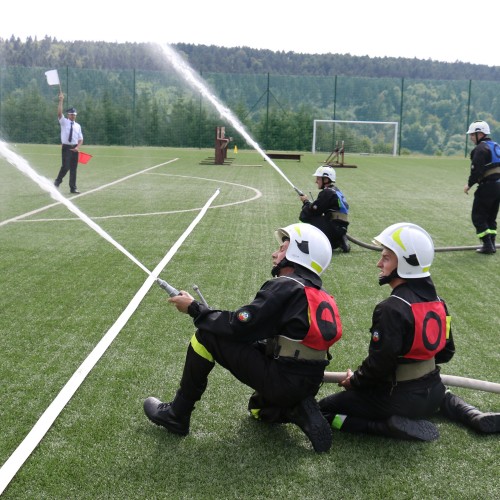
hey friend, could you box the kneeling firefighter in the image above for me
[144,223,344,452]
[319,222,499,441]
[299,165,351,253]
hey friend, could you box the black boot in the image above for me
[476,234,495,254]
[440,392,500,433]
[248,392,290,423]
[144,390,195,436]
[366,415,439,441]
[287,396,333,453]
[492,234,497,253]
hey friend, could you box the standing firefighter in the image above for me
[464,120,500,254]
[144,223,343,452]
[319,222,500,441]
[299,165,351,253]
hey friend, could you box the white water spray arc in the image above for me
[0,140,150,275]
[158,44,304,196]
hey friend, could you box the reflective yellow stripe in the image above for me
[250,408,261,420]
[332,414,346,430]
[311,260,322,274]
[190,334,214,363]
[477,229,495,238]
[446,315,451,339]
[392,227,406,251]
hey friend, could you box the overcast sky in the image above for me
[2,1,499,67]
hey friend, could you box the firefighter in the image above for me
[144,223,343,452]
[299,165,351,253]
[464,120,500,254]
[319,222,499,441]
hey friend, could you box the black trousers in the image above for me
[301,216,348,250]
[56,145,79,190]
[178,330,324,411]
[319,370,445,431]
[472,179,500,235]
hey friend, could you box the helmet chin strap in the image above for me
[271,257,294,277]
[378,268,400,286]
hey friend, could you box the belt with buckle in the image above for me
[328,212,348,222]
[393,358,436,381]
[275,336,327,361]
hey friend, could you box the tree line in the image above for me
[1,37,500,155]
[2,36,500,81]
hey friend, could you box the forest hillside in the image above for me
[2,36,500,81]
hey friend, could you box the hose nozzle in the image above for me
[157,278,180,297]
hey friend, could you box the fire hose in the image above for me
[347,234,498,252]
[323,371,500,394]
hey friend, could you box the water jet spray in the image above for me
[158,44,304,196]
[0,140,151,275]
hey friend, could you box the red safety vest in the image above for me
[403,301,448,360]
[302,287,342,350]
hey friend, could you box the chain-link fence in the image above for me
[1,66,499,156]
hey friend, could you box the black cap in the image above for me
[66,107,77,115]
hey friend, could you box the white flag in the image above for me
[45,69,60,86]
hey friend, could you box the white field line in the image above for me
[0,159,179,227]
[11,174,262,223]
[0,189,220,495]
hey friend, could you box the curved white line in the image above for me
[0,159,179,227]
[16,174,262,222]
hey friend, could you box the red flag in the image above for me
[78,152,93,164]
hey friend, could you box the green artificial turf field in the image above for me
[1,144,498,499]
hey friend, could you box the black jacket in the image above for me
[188,266,325,344]
[300,186,342,222]
[351,280,455,389]
[468,137,500,187]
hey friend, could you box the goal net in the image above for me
[312,120,399,156]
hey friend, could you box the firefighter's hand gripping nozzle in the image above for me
[294,186,305,196]
[157,278,180,297]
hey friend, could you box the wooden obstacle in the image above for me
[266,152,302,162]
[199,156,234,165]
[324,141,357,168]
[214,126,232,165]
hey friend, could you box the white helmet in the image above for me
[312,165,336,183]
[372,223,434,278]
[466,120,490,135]
[275,223,332,276]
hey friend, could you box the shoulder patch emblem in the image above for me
[372,331,380,342]
[237,310,251,322]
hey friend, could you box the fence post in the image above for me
[332,75,338,149]
[398,77,404,155]
[265,72,270,150]
[132,68,136,147]
[465,79,472,157]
